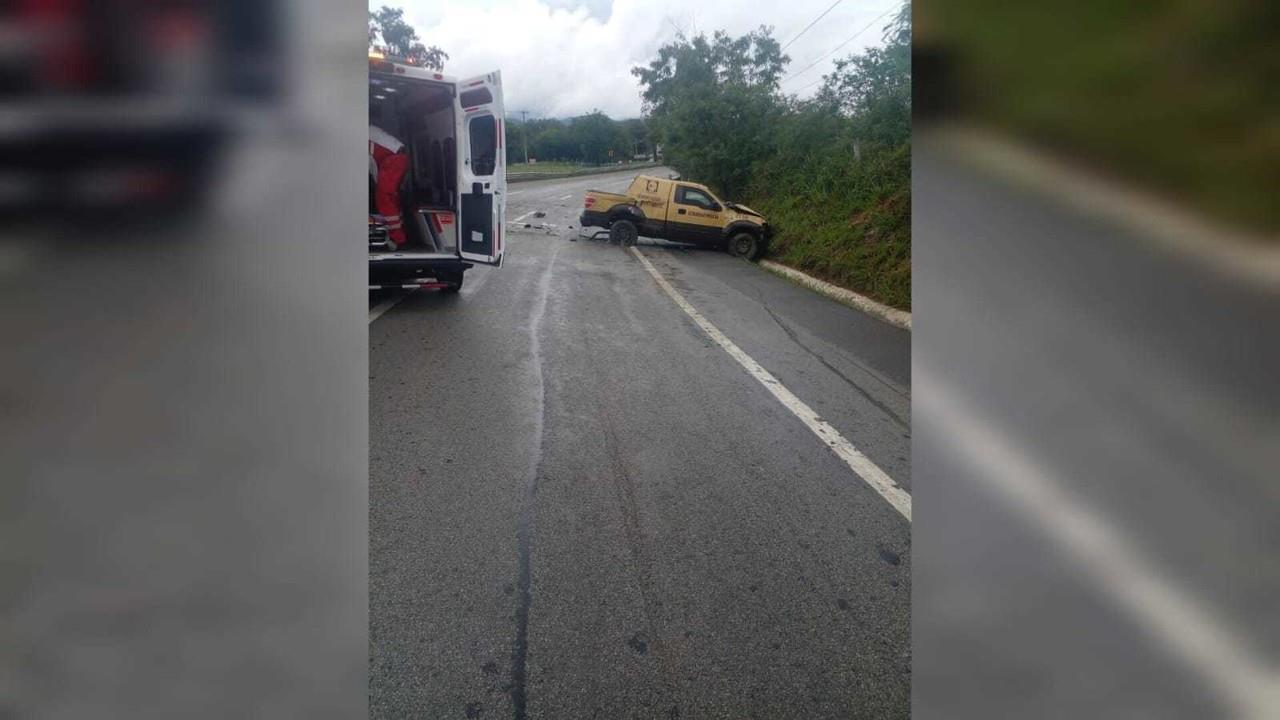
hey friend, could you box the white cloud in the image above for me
[375,0,899,118]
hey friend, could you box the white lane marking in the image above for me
[508,190,524,196]
[631,247,911,521]
[558,193,573,200]
[914,364,1280,719]
[512,210,540,223]
[368,290,411,324]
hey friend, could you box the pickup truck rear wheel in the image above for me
[728,232,761,261]
[610,219,638,246]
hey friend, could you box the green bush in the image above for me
[750,142,911,310]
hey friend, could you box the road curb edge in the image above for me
[759,260,911,331]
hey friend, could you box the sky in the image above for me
[373,0,901,119]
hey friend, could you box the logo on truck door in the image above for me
[645,179,659,193]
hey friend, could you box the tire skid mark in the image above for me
[759,300,910,430]
[573,264,682,715]
[599,381,683,719]
[510,241,562,720]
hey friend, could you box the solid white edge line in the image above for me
[914,364,1280,719]
[368,290,411,324]
[631,247,911,522]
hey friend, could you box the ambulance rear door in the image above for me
[454,71,506,266]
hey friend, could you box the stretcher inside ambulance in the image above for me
[368,55,505,292]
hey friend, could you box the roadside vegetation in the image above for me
[507,161,584,175]
[916,2,1277,233]
[508,160,656,178]
[505,114,655,167]
[633,4,912,309]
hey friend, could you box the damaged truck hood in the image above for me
[725,202,765,220]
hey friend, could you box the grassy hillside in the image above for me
[749,144,911,310]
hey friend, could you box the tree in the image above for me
[532,124,573,162]
[506,122,527,165]
[571,111,630,165]
[369,6,448,71]
[621,118,652,158]
[632,27,788,196]
[813,2,911,148]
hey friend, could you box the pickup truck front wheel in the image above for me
[609,219,638,246]
[728,232,762,261]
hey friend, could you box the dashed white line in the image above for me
[558,193,573,200]
[368,290,411,324]
[631,247,911,521]
[512,210,540,223]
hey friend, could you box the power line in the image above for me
[781,4,895,85]
[781,0,843,51]
[792,75,826,94]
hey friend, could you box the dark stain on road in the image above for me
[482,661,500,676]
[628,631,650,655]
[511,508,536,720]
[876,544,901,566]
[466,701,483,718]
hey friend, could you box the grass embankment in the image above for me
[507,161,582,175]
[508,161,657,176]
[748,144,911,311]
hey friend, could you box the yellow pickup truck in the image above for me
[580,175,771,260]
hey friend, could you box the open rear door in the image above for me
[455,71,506,266]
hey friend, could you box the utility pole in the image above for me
[518,110,530,165]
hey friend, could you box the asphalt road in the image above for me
[912,133,1280,719]
[369,168,912,718]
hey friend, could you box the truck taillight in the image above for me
[584,196,595,207]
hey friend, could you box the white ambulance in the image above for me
[368,54,506,292]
